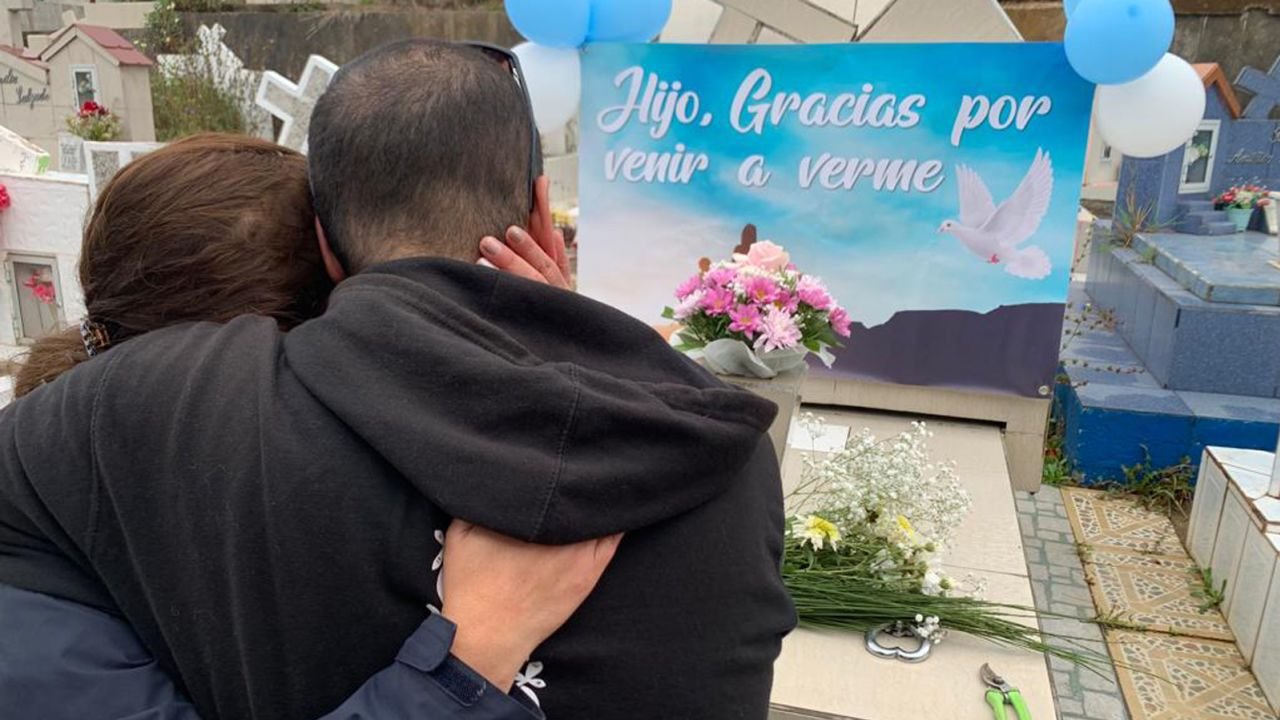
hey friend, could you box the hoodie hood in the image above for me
[284,257,778,544]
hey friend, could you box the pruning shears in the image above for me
[980,663,1032,720]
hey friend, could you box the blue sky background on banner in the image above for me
[577,43,1095,327]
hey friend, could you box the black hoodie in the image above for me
[0,259,797,720]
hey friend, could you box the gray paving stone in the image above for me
[1036,527,1070,542]
[1054,670,1075,692]
[1083,690,1127,719]
[1050,563,1073,578]
[1079,666,1122,692]
[1051,584,1095,608]
[1058,698,1084,715]
[1038,516,1073,534]
[1052,602,1083,616]
[1043,541,1080,566]
[1031,579,1049,607]
[1030,563,1049,581]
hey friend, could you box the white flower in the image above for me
[795,420,971,594]
[795,515,841,551]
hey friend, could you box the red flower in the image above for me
[0,184,9,212]
[79,100,108,118]
[22,273,56,305]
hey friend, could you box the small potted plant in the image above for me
[1213,184,1270,232]
[65,101,123,142]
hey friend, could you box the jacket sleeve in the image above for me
[0,584,543,720]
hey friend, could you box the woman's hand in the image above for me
[477,177,572,289]
[441,520,621,690]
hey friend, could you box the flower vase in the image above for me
[716,363,808,462]
[1226,207,1253,232]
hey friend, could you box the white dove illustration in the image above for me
[938,149,1054,280]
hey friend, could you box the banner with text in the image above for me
[578,43,1094,398]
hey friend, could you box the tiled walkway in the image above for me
[1017,489,1131,720]
[1045,487,1275,719]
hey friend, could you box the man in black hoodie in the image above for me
[0,40,796,719]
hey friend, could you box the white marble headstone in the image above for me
[255,55,339,154]
[82,141,164,203]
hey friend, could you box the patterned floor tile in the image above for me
[1084,548,1234,642]
[1063,488,1185,557]
[1108,630,1275,720]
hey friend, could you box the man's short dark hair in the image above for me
[308,39,536,272]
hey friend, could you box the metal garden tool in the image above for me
[980,663,1031,720]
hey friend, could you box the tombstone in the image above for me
[158,24,273,140]
[82,139,161,202]
[255,55,338,153]
[1117,57,1280,234]
[0,122,49,174]
[1236,55,1280,120]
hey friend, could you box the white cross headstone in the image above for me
[255,55,339,154]
[159,24,273,140]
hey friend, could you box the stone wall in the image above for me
[1004,1,1280,84]
[184,9,520,78]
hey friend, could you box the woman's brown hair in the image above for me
[12,134,333,397]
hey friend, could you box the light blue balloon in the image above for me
[1065,0,1174,85]
[1063,0,1082,16]
[587,0,674,43]
[506,0,591,49]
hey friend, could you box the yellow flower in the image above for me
[799,515,841,551]
[896,515,916,536]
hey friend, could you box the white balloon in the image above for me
[1096,53,1207,159]
[512,42,581,134]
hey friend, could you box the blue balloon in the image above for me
[506,0,591,49]
[588,0,674,43]
[1065,0,1174,85]
[1063,0,1082,16]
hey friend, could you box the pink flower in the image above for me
[675,273,702,300]
[795,276,833,311]
[828,306,852,338]
[754,307,802,353]
[733,240,791,271]
[704,267,736,288]
[740,275,780,305]
[778,291,800,313]
[673,290,704,320]
[729,304,762,336]
[700,287,736,316]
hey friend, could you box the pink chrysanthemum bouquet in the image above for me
[662,241,851,378]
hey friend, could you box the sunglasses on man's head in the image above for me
[464,42,544,212]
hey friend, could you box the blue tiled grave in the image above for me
[1083,229,1280,399]
[1130,232,1280,306]
[1057,285,1280,482]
